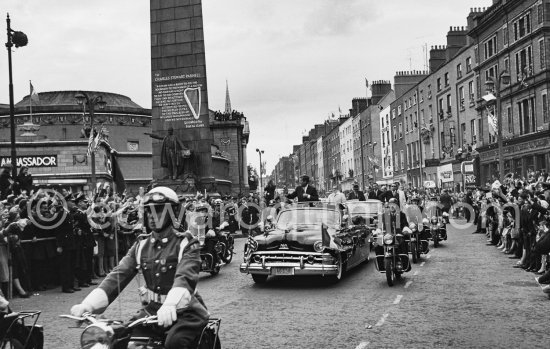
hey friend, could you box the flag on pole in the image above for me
[110,151,126,195]
[30,81,39,102]
[87,128,95,157]
[486,106,497,136]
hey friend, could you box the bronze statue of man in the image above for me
[145,127,190,180]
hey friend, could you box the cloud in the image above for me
[303,0,378,36]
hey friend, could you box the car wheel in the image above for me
[252,274,268,284]
[329,254,346,283]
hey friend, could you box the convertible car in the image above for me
[240,203,372,284]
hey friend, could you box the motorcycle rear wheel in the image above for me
[222,246,234,264]
[411,244,418,264]
[384,259,395,287]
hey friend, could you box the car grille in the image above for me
[251,251,326,264]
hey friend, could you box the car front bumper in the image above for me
[240,251,339,276]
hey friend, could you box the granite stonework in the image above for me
[150,0,215,193]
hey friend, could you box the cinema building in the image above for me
[0,91,153,194]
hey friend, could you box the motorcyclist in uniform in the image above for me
[70,186,210,349]
[188,201,220,268]
[374,198,410,256]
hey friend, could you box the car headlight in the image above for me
[313,241,324,252]
[383,234,394,245]
[80,323,113,349]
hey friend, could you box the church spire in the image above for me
[225,79,232,114]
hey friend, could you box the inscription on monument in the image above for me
[152,72,207,128]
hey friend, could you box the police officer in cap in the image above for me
[70,186,210,349]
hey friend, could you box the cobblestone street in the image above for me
[8,221,550,348]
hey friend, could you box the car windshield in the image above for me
[276,208,340,229]
[346,201,383,218]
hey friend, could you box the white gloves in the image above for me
[157,304,177,327]
[70,303,93,317]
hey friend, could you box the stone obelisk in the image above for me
[150,0,214,192]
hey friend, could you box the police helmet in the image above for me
[143,186,179,207]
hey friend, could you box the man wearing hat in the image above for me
[0,165,13,200]
[286,175,319,203]
[73,193,98,288]
[347,183,366,201]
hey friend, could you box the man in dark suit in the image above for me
[368,183,382,200]
[347,183,366,201]
[287,175,319,202]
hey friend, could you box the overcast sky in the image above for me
[1,0,492,174]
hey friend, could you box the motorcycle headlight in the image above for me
[383,234,394,245]
[313,241,324,252]
[80,323,113,349]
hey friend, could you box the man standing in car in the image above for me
[286,175,319,202]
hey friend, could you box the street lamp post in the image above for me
[256,148,264,196]
[485,70,511,183]
[6,14,28,180]
[75,92,107,189]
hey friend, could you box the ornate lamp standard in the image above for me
[256,148,264,196]
[484,70,511,183]
[6,14,28,179]
[75,92,107,189]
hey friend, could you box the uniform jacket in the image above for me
[97,226,209,324]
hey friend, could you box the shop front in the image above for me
[478,131,550,184]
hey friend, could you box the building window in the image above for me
[457,63,462,78]
[538,3,544,24]
[438,98,444,118]
[407,144,412,168]
[398,105,402,115]
[461,123,466,145]
[398,122,403,138]
[420,109,425,124]
[503,25,509,46]
[513,12,531,41]
[540,39,546,70]
[413,93,417,105]
[420,90,424,103]
[485,64,498,83]
[446,94,452,114]
[392,109,396,119]
[437,78,442,92]
[468,81,475,104]
[483,35,497,60]
[459,86,465,110]
[466,57,472,72]
[543,92,549,123]
[427,85,432,99]
[470,119,476,143]
[518,97,536,135]
[444,73,449,87]
[400,150,404,170]
[394,152,399,170]
[405,116,409,133]
[507,106,513,134]
[393,126,397,141]
[515,45,533,81]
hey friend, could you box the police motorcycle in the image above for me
[373,224,412,287]
[60,312,221,349]
[216,221,235,264]
[187,203,224,276]
[428,214,448,247]
[63,186,222,349]
[409,220,430,263]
